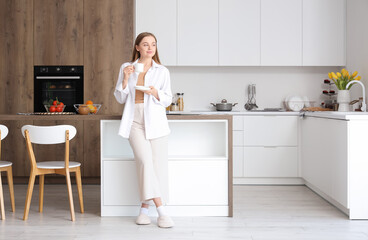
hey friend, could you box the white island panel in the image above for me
[168,161,228,206]
[101,119,231,217]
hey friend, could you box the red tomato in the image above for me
[49,105,56,112]
[56,105,63,112]
[53,100,58,105]
[58,102,64,106]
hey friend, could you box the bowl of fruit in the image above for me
[74,100,101,115]
[44,99,66,113]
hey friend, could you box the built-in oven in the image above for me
[34,66,84,112]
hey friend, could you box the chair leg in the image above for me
[6,167,15,212]
[65,171,75,221]
[0,174,5,220]
[23,172,36,220]
[75,167,84,213]
[39,175,44,213]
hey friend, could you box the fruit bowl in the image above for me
[74,104,101,115]
[44,104,66,113]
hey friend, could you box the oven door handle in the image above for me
[36,76,80,79]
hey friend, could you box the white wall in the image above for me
[346,0,368,101]
[168,66,340,111]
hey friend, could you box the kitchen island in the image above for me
[100,114,233,217]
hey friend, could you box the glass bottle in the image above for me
[177,93,184,111]
[170,103,179,111]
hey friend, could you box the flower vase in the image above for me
[337,90,350,112]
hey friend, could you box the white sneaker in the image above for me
[136,213,151,225]
[157,215,175,228]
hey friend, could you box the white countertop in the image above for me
[167,110,368,120]
[303,111,368,120]
[167,110,300,116]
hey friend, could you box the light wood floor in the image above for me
[1,184,368,240]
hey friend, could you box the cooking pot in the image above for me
[211,99,238,111]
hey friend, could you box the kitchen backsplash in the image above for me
[168,66,362,111]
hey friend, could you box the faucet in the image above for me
[346,80,366,112]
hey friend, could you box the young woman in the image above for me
[114,32,174,228]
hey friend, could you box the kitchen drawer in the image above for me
[233,130,244,146]
[233,116,244,130]
[243,116,298,146]
[233,146,243,177]
[243,147,298,177]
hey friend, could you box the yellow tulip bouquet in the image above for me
[328,69,361,90]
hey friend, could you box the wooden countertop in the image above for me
[0,114,232,121]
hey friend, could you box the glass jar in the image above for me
[176,93,184,111]
[170,103,179,111]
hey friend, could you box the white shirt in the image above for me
[114,59,172,139]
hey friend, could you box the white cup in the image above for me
[134,63,144,74]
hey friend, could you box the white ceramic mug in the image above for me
[134,63,144,74]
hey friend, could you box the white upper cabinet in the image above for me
[135,0,346,66]
[219,0,260,66]
[303,0,346,66]
[135,0,177,65]
[261,0,302,66]
[177,0,218,66]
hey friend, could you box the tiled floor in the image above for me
[1,184,368,240]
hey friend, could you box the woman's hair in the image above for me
[131,32,161,64]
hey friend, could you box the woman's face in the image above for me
[136,36,156,59]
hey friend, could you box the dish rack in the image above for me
[283,100,316,111]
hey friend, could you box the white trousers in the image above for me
[128,103,169,203]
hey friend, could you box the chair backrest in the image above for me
[21,125,77,144]
[0,125,9,140]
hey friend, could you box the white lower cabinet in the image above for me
[301,117,348,208]
[243,116,298,146]
[244,147,298,177]
[233,146,243,177]
[301,115,368,219]
[233,131,244,146]
[233,115,300,184]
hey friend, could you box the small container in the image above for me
[356,97,363,111]
[177,93,184,111]
[170,103,179,111]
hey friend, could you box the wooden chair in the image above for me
[0,124,15,220]
[21,125,84,221]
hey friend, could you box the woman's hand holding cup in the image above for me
[122,63,145,90]
[123,65,134,81]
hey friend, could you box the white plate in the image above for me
[135,86,150,91]
[288,95,304,111]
